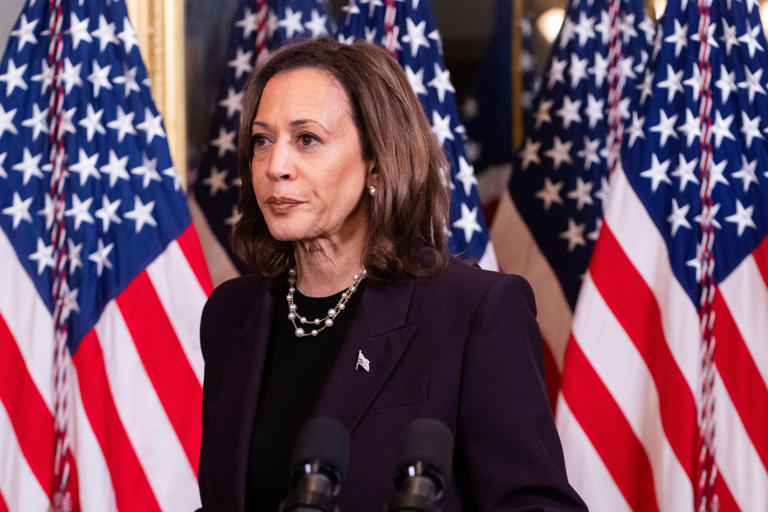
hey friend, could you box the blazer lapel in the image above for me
[212,279,276,512]
[312,278,417,433]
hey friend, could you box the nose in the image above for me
[264,138,296,182]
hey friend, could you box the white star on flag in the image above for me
[107,105,137,142]
[203,166,230,197]
[451,203,482,243]
[2,192,33,229]
[124,195,157,232]
[405,66,427,96]
[667,198,691,236]
[536,177,564,211]
[0,59,28,95]
[95,195,122,232]
[210,127,237,158]
[427,63,455,104]
[65,194,95,231]
[100,150,130,187]
[92,14,118,51]
[641,154,672,192]
[88,238,114,276]
[402,18,429,57]
[12,148,42,185]
[118,19,139,53]
[136,108,166,144]
[559,218,586,252]
[278,7,305,38]
[10,14,38,51]
[28,237,54,274]
[724,200,756,236]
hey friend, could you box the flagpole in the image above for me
[645,0,657,19]
[125,0,188,190]
[511,0,523,150]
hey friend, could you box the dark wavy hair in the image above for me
[233,38,450,281]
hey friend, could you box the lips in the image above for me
[265,196,304,212]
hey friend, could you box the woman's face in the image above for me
[250,67,373,246]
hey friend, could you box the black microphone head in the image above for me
[290,416,350,477]
[397,418,454,483]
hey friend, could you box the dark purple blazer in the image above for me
[197,258,587,511]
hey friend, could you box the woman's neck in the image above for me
[293,237,365,298]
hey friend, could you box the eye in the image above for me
[298,133,320,146]
[251,134,269,148]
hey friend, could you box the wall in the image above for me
[0,0,25,58]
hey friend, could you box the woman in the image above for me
[198,38,587,512]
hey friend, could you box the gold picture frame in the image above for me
[125,0,188,190]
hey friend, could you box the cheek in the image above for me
[250,164,267,194]
[317,170,365,210]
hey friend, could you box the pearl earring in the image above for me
[368,185,376,197]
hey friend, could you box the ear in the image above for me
[366,161,378,187]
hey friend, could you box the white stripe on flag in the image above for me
[0,400,50,511]
[68,353,118,512]
[572,273,694,512]
[604,170,700,395]
[146,240,206,385]
[555,396,631,512]
[490,192,572,369]
[603,169,768,510]
[0,228,55,411]
[94,302,200,512]
[714,369,768,511]
[478,240,498,271]
[187,196,239,289]
[719,254,768,387]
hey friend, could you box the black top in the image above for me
[244,280,365,512]
[199,261,587,512]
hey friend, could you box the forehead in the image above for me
[255,67,352,122]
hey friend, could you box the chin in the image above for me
[265,227,303,242]
[263,219,312,243]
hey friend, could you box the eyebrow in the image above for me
[251,119,326,130]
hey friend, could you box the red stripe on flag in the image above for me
[712,290,768,470]
[177,224,214,295]
[561,337,660,512]
[115,271,203,474]
[714,473,740,512]
[0,489,8,512]
[754,235,768,289]
[0,314,54,498]
[540,333,561,412]
[590,226,698,479]
[58,449,82,512]
[73,331,161,512]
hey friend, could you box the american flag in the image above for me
[0,0,211,510]
[556,0,768,509]
[337,0,497,269]
[489,0,654,406]
[462,3,540,227]
[191,0,332,283]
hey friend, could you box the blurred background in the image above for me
[2,0,767,175]
[0,0,565,173]
[182,0,569,171]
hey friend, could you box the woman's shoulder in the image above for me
[202,275,272,324]
[414,256,537,316]
[208,274,268,301]
[436,256,533,295]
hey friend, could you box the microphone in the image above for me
[386,418,454,512]
[280,416,350,512]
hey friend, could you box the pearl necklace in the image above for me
[286,267,367,338]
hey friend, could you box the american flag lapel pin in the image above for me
[355,350,370,372]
